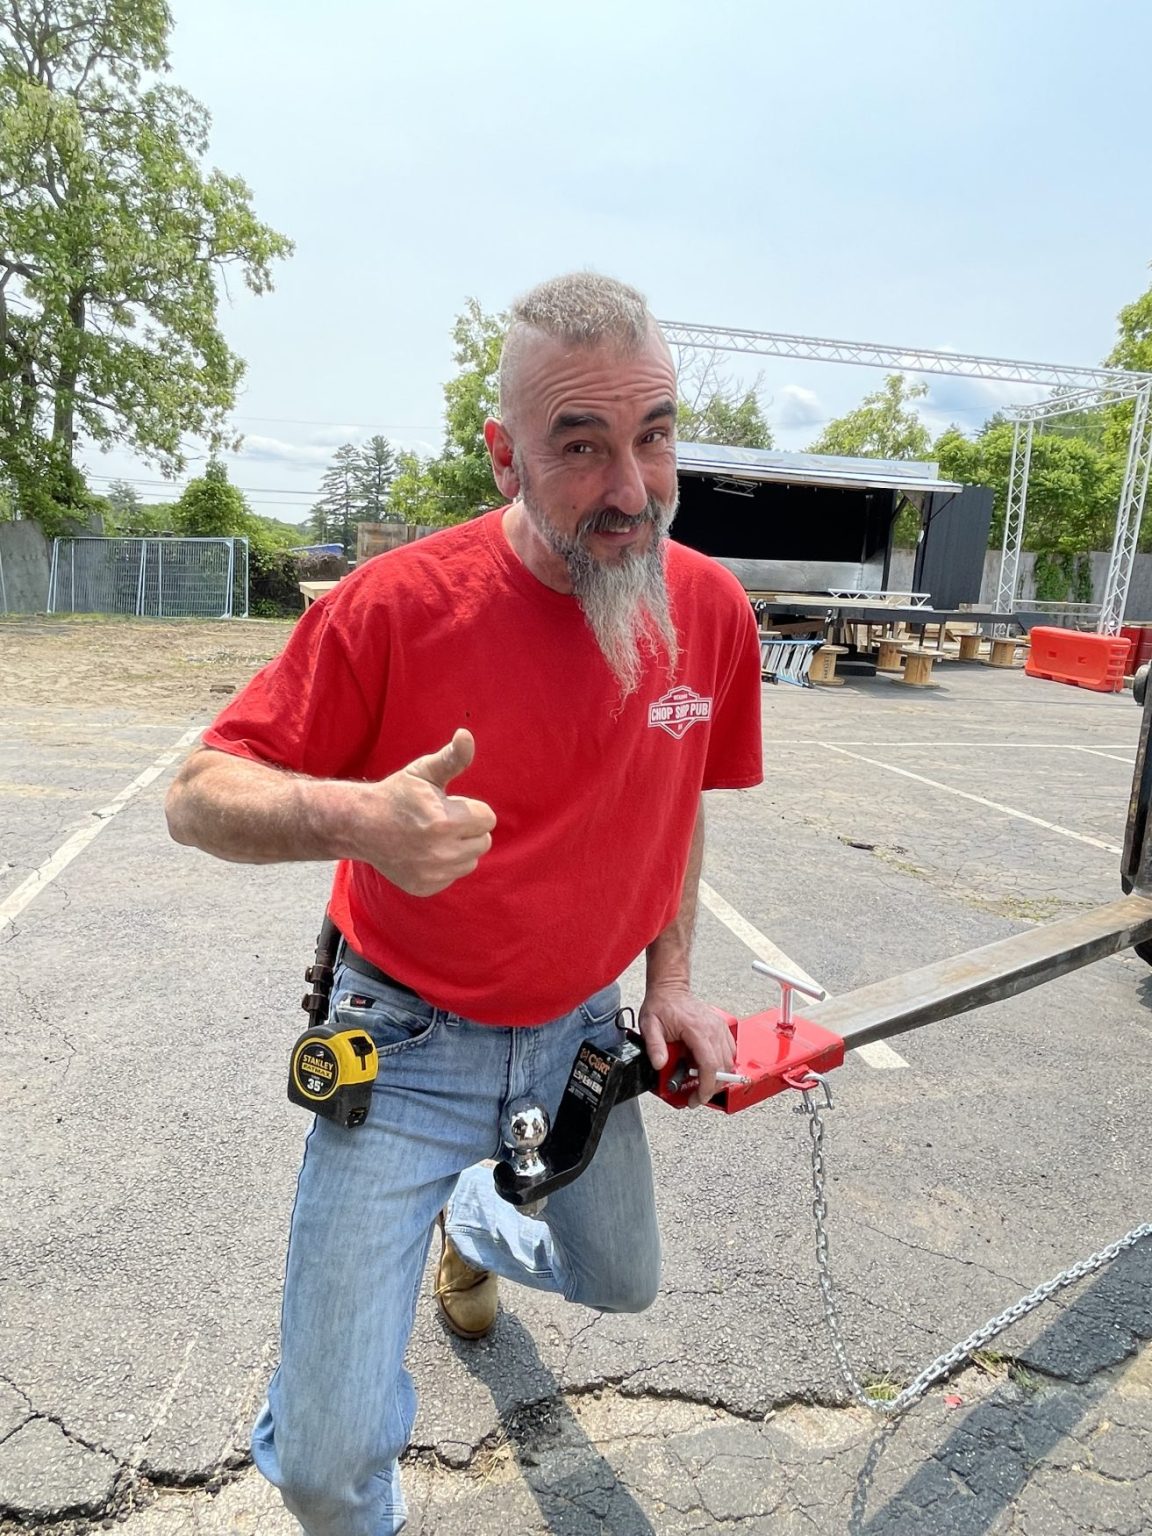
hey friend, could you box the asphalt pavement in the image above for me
[2,659,1150,1535]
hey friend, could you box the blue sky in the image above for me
[84,0,1152,524]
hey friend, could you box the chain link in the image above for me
[795,1077,1152,1416]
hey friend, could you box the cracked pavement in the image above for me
[1,626,1150,1533]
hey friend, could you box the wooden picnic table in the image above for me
[299,580,341,609]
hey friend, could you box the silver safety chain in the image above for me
[793,1073,1152,1417]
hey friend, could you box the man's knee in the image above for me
[277,1463,398,1536]
[280,1477,344,1534]
[269,1430,401,1536]
[603,1273,661,1314]
[574,1249,662,1313]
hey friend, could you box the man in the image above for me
[166,271,763,1535]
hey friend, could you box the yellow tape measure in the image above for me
[288,1025,379,1128]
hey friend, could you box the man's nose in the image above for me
[604,451,648,516]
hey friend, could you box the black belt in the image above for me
[341,942,420,1000]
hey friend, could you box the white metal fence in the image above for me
[48,537,249,619]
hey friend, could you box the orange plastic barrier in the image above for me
[1025,626,1130,694]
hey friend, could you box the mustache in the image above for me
[578,502,667,538]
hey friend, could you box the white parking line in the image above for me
[821,745,1123,856]
[761,741,1140,750]
[1067,745,1138,766]
[697,879,909,1071]
[0,726,200,932]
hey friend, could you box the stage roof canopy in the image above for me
[676,441,963,496]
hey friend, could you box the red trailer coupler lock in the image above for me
[662,1005,846,1114]
[493,964,845,1210]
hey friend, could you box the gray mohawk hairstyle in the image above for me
[499,272,658,420]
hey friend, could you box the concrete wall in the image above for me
[0,521,51,614]
[888,549,916,591]
[889,546,1152,622]
[974,550,1152,620]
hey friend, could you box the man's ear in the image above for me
[484,418,520,500]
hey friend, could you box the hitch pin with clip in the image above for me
[666,1065,753,1092]
[687,1068,753,1087]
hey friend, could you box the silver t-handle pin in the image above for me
[751,959,827,1029]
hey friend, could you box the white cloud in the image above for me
[773,384,825,430]
[235,435,335,468]
[307,425,368,448]
[922,374,1046,424]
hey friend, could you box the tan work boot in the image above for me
[435,1211,498,1339]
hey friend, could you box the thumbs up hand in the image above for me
[363,728,497,896]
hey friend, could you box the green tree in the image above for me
[808,375,931,460]
[104,497,176,535]
[386,449,440,526]
[106,477,142,520]
[1107,261,1152,375]
[0,0,292,535]
[352,435,399,520]
[305,499,330,545]
[389,300,506,527]
[310,443,360,553]
[933,420,1123,558]
[305,436,399,546]
[1102,260,1152,458]
[676,357,773,448]
[174,458,250,539]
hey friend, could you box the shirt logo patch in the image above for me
[648,685,714,740]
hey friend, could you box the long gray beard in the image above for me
[522,489,680,698]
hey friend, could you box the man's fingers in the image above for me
[681,1026,734,1108]
[688,1065,718,1109]
[454,831,493,861]
[398,834,491,896]
[406,727,475,790]
[447,793,497,833]
[638,1015,669,1071]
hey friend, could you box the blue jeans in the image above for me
[252,965,661,1535]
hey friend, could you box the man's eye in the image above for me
[565,442,595,455]
[642,428,671,444]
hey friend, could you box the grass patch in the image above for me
[862,1375,902,1403]
[1008,1364,1043,1397]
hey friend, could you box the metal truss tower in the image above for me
[660,322,1152,632]
[997,419,1035,618]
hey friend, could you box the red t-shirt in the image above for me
[203,509,763,1023]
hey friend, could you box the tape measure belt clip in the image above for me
[288,917,383,1129]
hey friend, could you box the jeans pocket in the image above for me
[331,975,439,1057]
[577,981,624,1033]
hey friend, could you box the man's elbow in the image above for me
[164,749,215,848]
[165,773,198,848]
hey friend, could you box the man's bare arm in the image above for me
[635,799,736,1106]
[165,730,495,897]
[643,796,705,993]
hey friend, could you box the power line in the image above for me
[86,472,319,496]
[231,413,440,432]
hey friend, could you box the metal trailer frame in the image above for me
[810,661,1152,1044]
[496,669,1152,1211]
[660,322,1152,636]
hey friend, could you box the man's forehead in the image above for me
[512,331,677,421]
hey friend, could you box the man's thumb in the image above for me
[407,728,475,790]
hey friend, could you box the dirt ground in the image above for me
[0,614,296,721]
